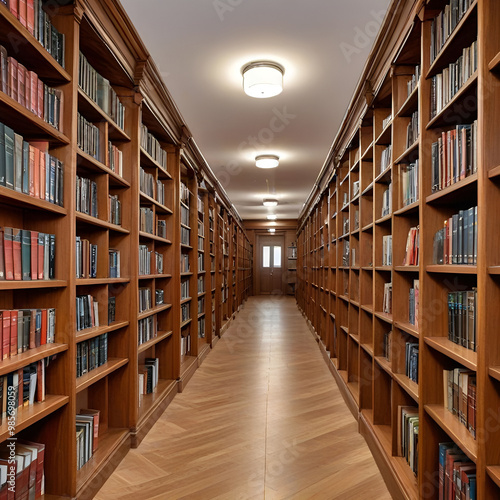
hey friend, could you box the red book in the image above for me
[12,227,22,280]
[29,71,37,115]
[0,458,14,500]
[1,311,10,360]
[24,67,31,112]
[26,0,34,34]
[29,309,36,349]
[33,147,39,199]
[30,141,48,200]
[16,441,45,499]
[18,0,26,27]
[0,228,5,281]
[3,227,14,281]
[9,310,17,357]
[8,57,18,102]
[37,78,43,118]
[30,230,38,279]
[38,148,45,200]
[9,0,18,20]
[17,62,25,107]
[40,308,47,345]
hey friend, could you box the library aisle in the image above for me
[95,296,391,499]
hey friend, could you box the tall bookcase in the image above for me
[297,0,500,498]
[0,1,252,498]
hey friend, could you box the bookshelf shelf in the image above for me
[426,265,477,274]
[139,192,173,214]
[488,51,500,72]
[76,278,130,286]
[375,356,392,376]
[75,321,130,343]
[76,212,130,234]
[394,265,419,273]
[488,367,500,382]
[393,200,419,216]
[0,280,68,290]
[487,466,500,489]
[396,84,418,117]
[394,140,418,165]
[139,231,172,244]
[424,404,478,462]
[76,358,129,393]
[424,337,477,371]
[138,330,174,353]
[488,165,500,179]
[140,148,172,179]
[425,173,478,204]
[394,321,419,338]
[137,379,178,424]
[137,304,173,321]
[0,186,68,215]
[0,395,69,442]
[393,373,419,403]
[77,149,130,187]
[0,343,68,377]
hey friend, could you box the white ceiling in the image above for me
[121,0,391,220]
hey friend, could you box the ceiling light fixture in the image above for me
[255,154,279,169]
[242,61,284,98]
[268,228,276,233]
[263,198,278,207]
[267,215,277,220]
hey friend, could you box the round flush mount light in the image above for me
[242,61,284,98]
[263,198,278,207]
[267,214,277,220]
[255,154,279,169]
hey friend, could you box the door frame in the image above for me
[255,233,285,295]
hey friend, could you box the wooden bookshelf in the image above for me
[0,1,253,498]
[296,1,492,497]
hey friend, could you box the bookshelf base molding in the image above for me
[198,343,211,366]
[178,356,198,393]
[132,380,178,448]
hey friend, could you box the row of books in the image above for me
[430,0,475,63]
[198,219,205,237]
[409,279,419,327]
[76,175,98,217]
[382,235,392,266]
[138,244,151,275]
[0,124,64,206]
[0,46,63,130]
[438,442,476,500]
[398,406,418,477]
[379,144,391,174]
[140,207,154,234]
[5,0,65,65]
[432,206,477,265]
[0,439,45,499]
[76,409,100,471]
[400,160,418,208]
[139,287,152,313]
[140,123,166,168]
[76,294,99,332]
[444,368,477,438]
[76,333,108,378]
[78,52,125,129]
[406,65,420,98]
[0,308,55,359]
[406,111,419,148]
[181,226,190,246]
[197,252,204,272]
[405,342,418,383]
[108,249,120,278]
[383,282,392,314]
[139,358,159,396]
[181,203,190,227]
[77,112,100,161]
[180,181,189,205]
[430,40,477,119]
[156,289,164,305]
[431,121,477,193]
[108,297,115,324]
[138,316,155,346]
[342,216,349,236]
[0,227,55,281]
[108,142,123,177]
[75,236,97,279]
[198,276,204,294]
[403,226,419,266]
[157,219,166,239]
[180,279,189,301]
[342,240,349,267]
[382,113,391,131]
[180,253,190,273]
[109,194,121,226]
[198,316,205,339]
[180,331,191,356]
[198,296,205,315]
[448,289,476,352]
[181,302,190,323]
[381,183,392,218]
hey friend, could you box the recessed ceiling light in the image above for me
[242,61,284,98]
[263,198,278,207]
[267,215,277,220]
[268,228,276,233]
[255,154,279,169]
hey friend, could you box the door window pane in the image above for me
[273,246,281,268]
[263,246,270,268]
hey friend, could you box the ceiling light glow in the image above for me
[242,61,284,98]
[267,215,277,220]
[268,228,276,233]
[263,198,278,207]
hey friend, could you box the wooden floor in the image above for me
[95,296,392,499]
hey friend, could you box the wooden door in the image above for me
[257,235,284,294]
